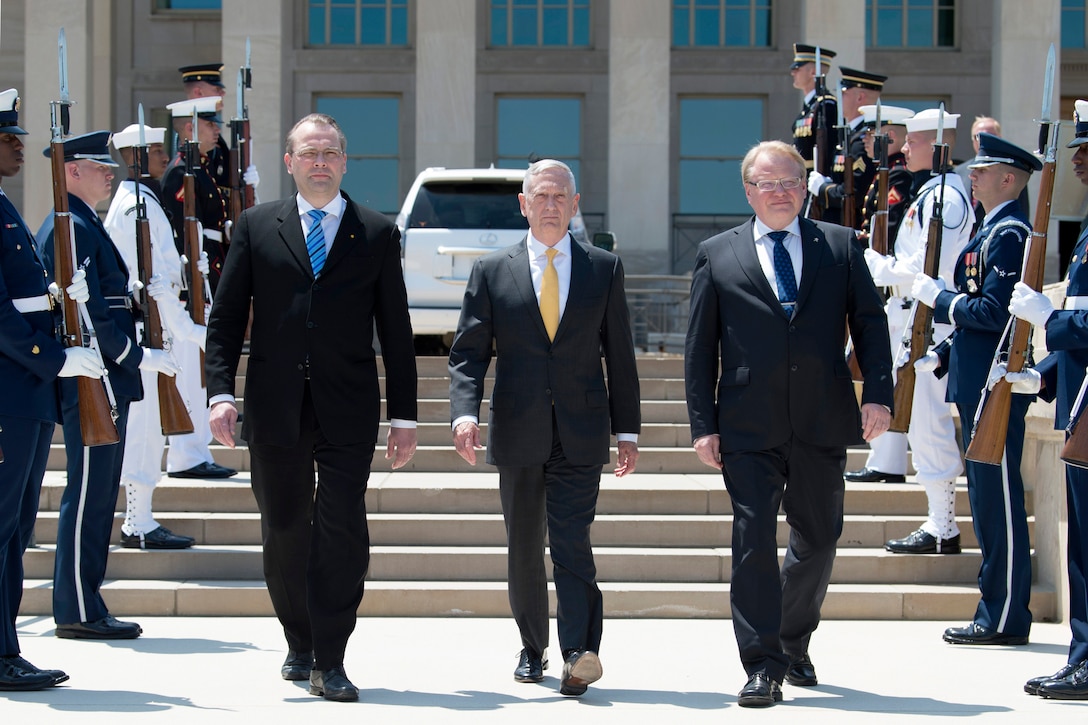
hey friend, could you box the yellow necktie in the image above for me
[540,248,559,341]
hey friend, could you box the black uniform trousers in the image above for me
[0,416,53,654]
[497,414,604,658]
[247,383,375,671]
[1067,460,1088,665]
[721,435,847,683]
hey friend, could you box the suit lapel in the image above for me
[555,240,591,342]
[323,194,364,274]
[730,219,782,313]
[795,218,828,312]
[276,197,312,277]
[506,238,550,341]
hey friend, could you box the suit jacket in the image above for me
[0,191,65,422]
[205,192,417,447]
[685,217,893,453]
[448,237,641,467]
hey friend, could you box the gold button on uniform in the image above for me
[32,345,40,354]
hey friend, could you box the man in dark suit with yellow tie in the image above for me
[685,140,893,707]
[449,159,641,698]
[205,113,418,702]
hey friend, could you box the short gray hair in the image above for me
[523,158,576,196]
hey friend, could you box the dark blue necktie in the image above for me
[306,209,328,276]
[768,230,797,313]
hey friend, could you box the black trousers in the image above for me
[721,436,846,683]
[497,416,604,658]
[248,384,375,670]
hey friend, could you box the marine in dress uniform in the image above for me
[38,131,180,640]
[859,108,972,555]
[104,124,196,550]
[912,132,1041,646]
[0,89,101,690]
[789,44,837,173]
[808,67,887,228]
[179,64,232,200]
[1011,100,1088,700]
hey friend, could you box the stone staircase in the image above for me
[24,356,1056,621]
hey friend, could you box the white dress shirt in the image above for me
[752,217,804,300]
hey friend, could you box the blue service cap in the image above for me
[969,132,1042,173]
[42,130,119,166]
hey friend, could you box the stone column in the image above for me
[222,0,288,202]
[415,0,475,171]
[800,0,865,72]
[607,0,669,273]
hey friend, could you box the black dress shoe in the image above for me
[942,622,1027,646]
[560,650,602,696]
[843,467,906,483]
[167,461,238,479]
[6,656,68,686]
[55,614,142,640]
[513,648,547,683]
[738,673,783,707]
[120,526,195,550]
[281,650,314,681]
[885,529,961,555]
[785,653,817,686]
[0,657,56,691]
[1039,660,1088,700]
[309,665,359,702]
[1026,662,1080,695]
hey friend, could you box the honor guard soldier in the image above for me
[808,67,887,228]
[911,132,1040,646]
[789,43,837,172]
[1011,100,1088,700]
[0,88,101,689]
[38,131,181,640]
[161,96,229,292]
[857,104,914,247]
[858,108,972,555]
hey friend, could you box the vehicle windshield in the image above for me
[408,181,528,230]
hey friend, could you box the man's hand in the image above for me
[386,427,417,470]
[209,401,239,448]
[453,421,482,465]
[1008,281,1054,328]
[693,434,723,470]
[861,402,891,442]
[614,441,639,477]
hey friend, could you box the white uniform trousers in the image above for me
[862,300,909,475]
[166,334,214,472]
[121,365,167,536]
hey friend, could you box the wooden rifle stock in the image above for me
[841,140,857,230]
[871,134,890,256]
[183,141,207,388]
[965,148,1056,465]
[228,117,253,229]
[807,76,831,221]
[1062,371,1088,468]
[49,140,119,446]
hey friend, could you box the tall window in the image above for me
[496,97,582,180]
[315,97,401,213]
[866,0,954,48]
[1064,0,1087,49]
[672,0,771,47]
[678,98,763,215]
[490,0,590,47]
[154,0,221,8]
[308,0,409,46]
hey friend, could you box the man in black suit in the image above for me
[449,159,641,698]
[685,141,893,707]
[205,113,417,703]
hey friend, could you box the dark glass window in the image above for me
[672,0,771,47]
[866,0,955,48]
[315,96,401,213]
[308,0,409,46]
[1064,0,1087,48]
[678,97,764,214]
[490,0,591,47]
[496,97,582,181]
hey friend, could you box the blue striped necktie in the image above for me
[768,230,797,313]
[306,209,328,276]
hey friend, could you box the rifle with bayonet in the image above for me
[131,106,193,436]
[836,84,856,230]
[889,103,951,433]
[967,46,1058,465]
[870,102,891,256]
[183,107,208,388]
[228,38,254,236]
[804,47,832,220]
[49,28,119,446]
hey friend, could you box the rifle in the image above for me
[228,38,254,235]
[131,107,193,436]
[183,107,208,388]
[1062,367,1088,468]
[888,103,950,434]
[966,46,1058,465]
[870,101,890,256]
[837,84,856,230]
[804,47,832,220]
[50,28,118,447]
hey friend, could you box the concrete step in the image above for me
[377,355,686,379]
[17,578,1057,621]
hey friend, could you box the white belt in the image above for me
[1065,295,1088,310]
[204,229,222,242]
[12,294,54,313]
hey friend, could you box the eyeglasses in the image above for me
[293,148,345,163]
[747,177,803,193]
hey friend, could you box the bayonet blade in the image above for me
[936,102,945,146]
[138,104,147,146]
[1042,43,1056,124]
[58,28,69,103]
[875,98,882,134]
[815,46,822,74]
[245,37,251,69]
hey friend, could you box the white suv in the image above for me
[396,166,587,351]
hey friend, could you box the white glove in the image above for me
[66,269,90,304]
[139,348,181,376]
[1007,368,1043,395]
[148,274,206,350]
[894,347,911,369]
[58,346,104,378]
[914,351,940,373]
[808,171,831,196]
[243,164,259,188]
[146,274,175,304]
[911,273,945,308]
[1008,281,1054,328]
[198,251,210,277]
